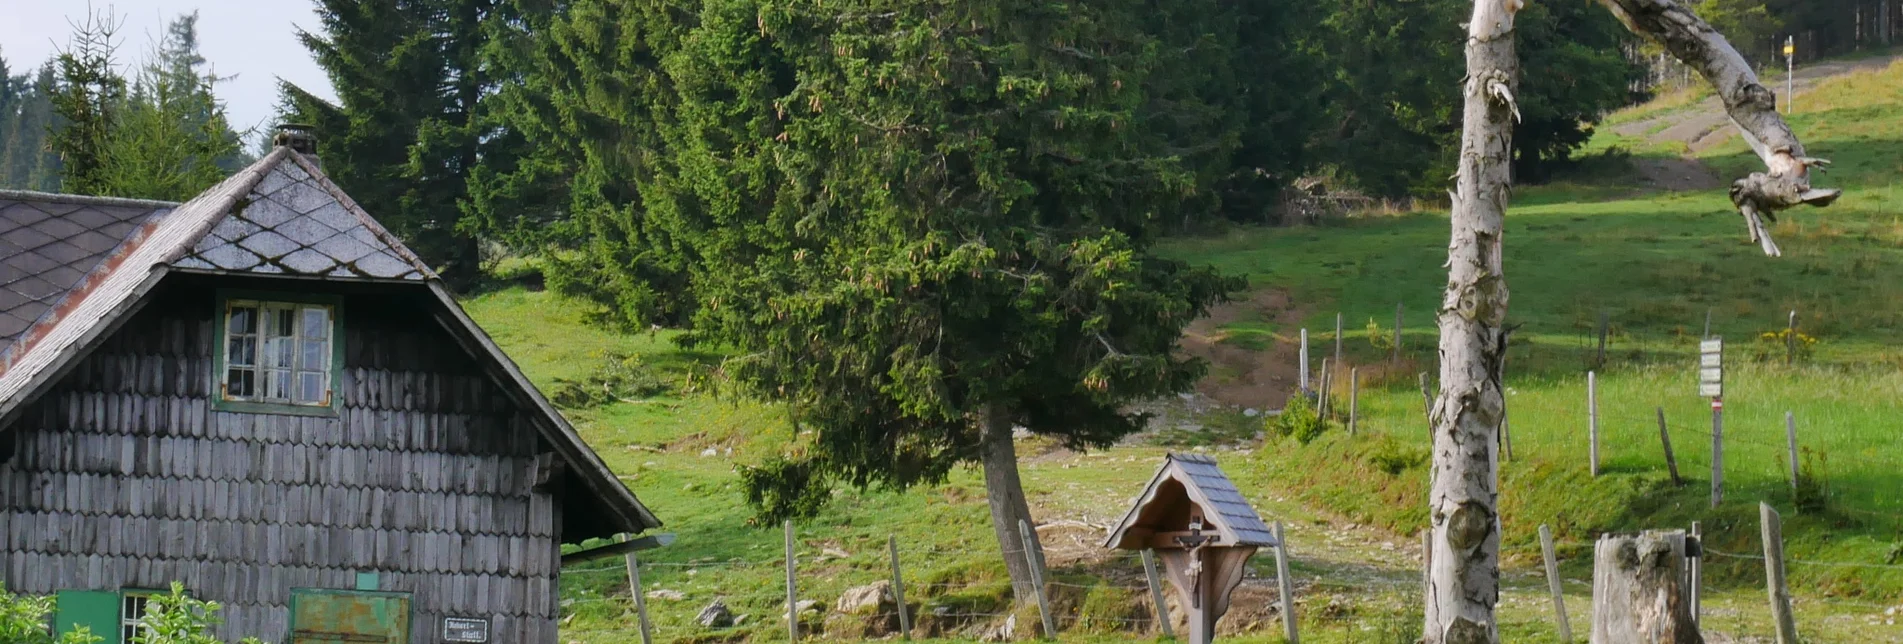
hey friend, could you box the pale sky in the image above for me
[1,0,339,144]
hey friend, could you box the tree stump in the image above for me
[1591,531,1703,644]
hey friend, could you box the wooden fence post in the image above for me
[1333,312,1343,376]
[1596,310,1609,367]
[785,520,799,642]
[1501,414,1514,462]
[1702,308,1712,338]
[1393,303,1403,365]
[1348,368,1359,435]
[1786,310,1798,365]
[1019,519,1056,639]
[1587,371,1600,477]
[1316,358,1332,421]
[626,548,654,644]
[1538,525,1573,643]
[1420,529,1432,605]
[888,535,912,640]
[1141,549,1174,639]
[1418,372,1432,421]
[1657,407,1681,486]
[1273,521,1298,643]
[1785,411,1799,492]
[1689,521,1702,626]
[1761,503,1799,644]
[1500,352,1513,461]
[1299,328,1310,395]
[1712,399,1725,508]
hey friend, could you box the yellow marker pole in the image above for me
[1784,37,1795,113]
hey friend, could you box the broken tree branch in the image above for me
[1594,0,1840,257]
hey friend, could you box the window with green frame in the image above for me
[54,589,159,644]
[214,290,344,415]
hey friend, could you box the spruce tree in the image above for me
[2,64,64,192]
[1311,0,1640,196]
[101,13,246,201]
[284,0,489,286]
[460,0,576,256]
[50,9,126,196]
[529,0,1240,599]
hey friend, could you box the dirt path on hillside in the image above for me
[1178,289,1311,411]
[1613,54,1902,190]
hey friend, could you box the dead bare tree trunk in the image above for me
[1594,0,1841,257]
[980,403,1039,602]
[1425,2,1520,642]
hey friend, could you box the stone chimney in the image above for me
[273,123,319,166]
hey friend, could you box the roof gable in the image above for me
[0,192,174,358]
[1103,453,1276,549]
[172,153,431,280]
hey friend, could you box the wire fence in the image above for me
[551,523,1903,643]
[1317,325,1903,533]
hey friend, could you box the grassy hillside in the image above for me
[1156,58,1903,610]
[455,61,1903,643]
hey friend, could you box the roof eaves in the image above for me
[0,189,180,210]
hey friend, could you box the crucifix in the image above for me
[1104,454,1277,644]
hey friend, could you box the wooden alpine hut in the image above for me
[0,126,660,643]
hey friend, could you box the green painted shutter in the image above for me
[55,590,121,644]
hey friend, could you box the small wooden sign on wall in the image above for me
[443,617,490,643]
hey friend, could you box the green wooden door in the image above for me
[288,589,411,644]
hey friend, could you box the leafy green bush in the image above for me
[1752,327,1818,362]
[1366,318,1394,351]
[1793,449,1830,515]
[1364,436,1429,476]
[549,351,671,408]
[1266,392,1335,444]
[0,584,100,644]
[125,583,268,644]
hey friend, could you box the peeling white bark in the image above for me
[1595,0,1841,257]
[1426,2,1519,643]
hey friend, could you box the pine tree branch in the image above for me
[1594,0,1840,257]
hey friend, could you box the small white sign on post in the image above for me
[1698,339,1723,398]
[443,618,490,643]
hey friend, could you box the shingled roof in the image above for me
[0,145,660,537]
[0,192,174,359]
[173,153,429,280]
[1103,453,1276,549]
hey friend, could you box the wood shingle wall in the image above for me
[0,280,562,643]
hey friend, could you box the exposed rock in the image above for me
[978,614,1016,642]
[647,589,685,601]
[820,546,852,560]
[784,599,819,616]
[834,581,893,614]
[697,599,734,628]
